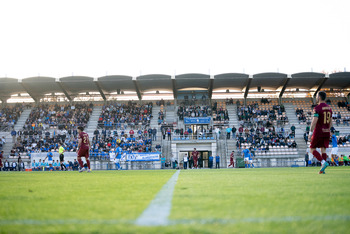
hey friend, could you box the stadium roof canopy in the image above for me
[0,72,349,102]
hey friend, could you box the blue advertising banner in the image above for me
[184,117,211,124]
[123,152,160,162]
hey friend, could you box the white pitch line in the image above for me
[134,170,180,226]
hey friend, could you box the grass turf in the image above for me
[1,167,350,233]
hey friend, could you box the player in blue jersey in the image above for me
[44,151,54,171]
[32,160,36,171]
[242,146,251,168]
[330,130,338,166]
[40,160,45,171]
[115,144,123,170]
[249,151,255,168]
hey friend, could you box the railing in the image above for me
[172,134,216,141]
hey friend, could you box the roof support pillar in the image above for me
[171,76,177,100]
[0,96,9,105]
[133,77,142,100]
[243,75,253,105]
[208,76,214,100]
[94,79,106,101]
[19,80,38,102]
[313,75,328,98]
[55,80,72,102]
[278,74,291,105]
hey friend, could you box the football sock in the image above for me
[312,150,323,162]
[78,158,84,168]
[86,159,90,169]
[322,153,328,161]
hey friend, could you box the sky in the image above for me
[0,0,349,78]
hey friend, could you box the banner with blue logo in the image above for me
[184,117,211,124]
[124,153,160,161]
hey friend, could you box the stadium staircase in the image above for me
[226,104,239,166]
[2,107,33,157]
[85,105,103,140]
[149,105,168,160]
[163,105,175,162]
[14,108,32,132]
[165,105,175,124]
[284,103,309,157]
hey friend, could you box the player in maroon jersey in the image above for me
[309,91,332,174]
[191,148,199,169]
[77,126,91,172]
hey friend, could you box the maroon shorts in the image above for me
[78,147,89,158]
[310,135,330,149]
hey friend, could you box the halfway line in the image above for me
[134,170,180,226]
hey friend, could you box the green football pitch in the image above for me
[1,167,350,233]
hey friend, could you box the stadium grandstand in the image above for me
[1,71,350,170]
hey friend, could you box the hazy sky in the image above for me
[0,0,349,78]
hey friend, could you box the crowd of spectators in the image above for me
[295,108,312,125]
[23,103,93,131]
[212,107,229,122]
[169,126,214,139]
[336,100,350,110]
[235,125,297,154]
[10,129,79,156]
[98,102,153,130]
[235,99,295,154]
[0,104,24,131]
[332,112,350,126]
[237,101,288,128]
[177,105,212,120]
[91,128,160,157]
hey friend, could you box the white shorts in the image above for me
[244,157,252,163]
[331,147,338,155]
[48,160,53,165]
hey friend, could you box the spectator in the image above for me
[232,125,237,138]
[183,154,188,169]
[171,155,176,169]
[11,129,16,143]
[167,128,171,140]
[226,127,232,139]
[4,160,10,171]
[0,151,3,170]
[305,152,309,167]
[152,127,157,141]
[290,125,296,135]
[215,154,220,168]
[161,155,166,169]
[19,160,25,171]
[208,155,213,168]
[73,159,79,171]
[12,161,17,171]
